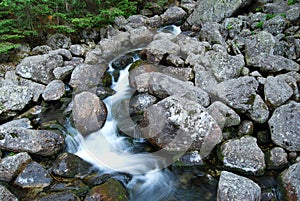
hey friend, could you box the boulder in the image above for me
[0,185,18,201]
[220,136,266,175]
[46,33,71,49]
[269,101,300,152]
[176,35,206,55]
[19,79,46,102]
[217,171,261,201]
[263,15,287,35]
[129,26,154,46]
[70,44,86,56]
[200,22,227,47]
[0,152,32,182]
[84,48,103,64]
[0,127,64,156]
[36,192,80,201]
[146,39,180,63]
[135,72,210,106]
[266,147,288,170]
[16,54,63,84]
[72,92,107,136]
[42,80,65,101]
[247,94,269,123]
[161,6,187,24]
[53,65,74,80]
[187,0,252,25]
[49,49,72,60]
[280,162,300,201]
[14,161,52,188]
[140,95,222,158]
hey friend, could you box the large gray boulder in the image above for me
[269,101,300,152]
[220,136,266,175]
[161,6,187,24]
[140,95,222,158]
[135,72,210,106]
[146,39,180,63]
[16,54,63,84]
[0,185,18,201]
[72,92,107,137]
[0,85,33,115]
[280,162,300,201]
[0,152,32,182]
[217,171,261,201]
[42,80,65,101]
[129,26,154,47]
[213,76,259,112]
[187,0,252,25]
[0,127,64,156]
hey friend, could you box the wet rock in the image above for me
[141,95,222,158]
[266,147,288,170]
[84,48,103,64]
[207,101,241,128]
[237,120,254,137]
[69,63,107,92]
[0,152,32,182]
[129,26,154,46]
[135,72,210,106]
[213,76,259,112]
[220,136,266,175]
[264,76,294,107]
[280,162,300,201]
[53,65,74,80]
[187,0,252,25]
[161,6,187,24]
[112,55,134,70]
[208,51,245,81]
[248,53,300,73]
[15,161,52,188]
[129,93,158,114]
[72,91,107,136]
[16,54,63,84]
[200,22,227,47]
[70,44,86,56]
[50,179,89,197]
[51,153,92,178]
[269,101,300,152]
[0,185,18,201]
[84,178,128,201]
[96,86,116,100]
[0,85,33,115]
[247,95,269,123]
[146,39,180,63]
[36,192,80,201]
[42,80,65,101]
[49,49,72,60]
[0,127,64,156]
[263,15,287,35]
[217,171,261,201]
[46,33,71,49]
[177,151,204,166]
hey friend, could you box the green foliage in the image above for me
[226,24,233,30]
[255,21,264,29]
[266,14,276,20]
[288,0,298,5]
[0,42,21,54]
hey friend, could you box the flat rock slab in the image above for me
[217,171,261,201]
[220,136,266,175]
[269,101,300,152]
[141,95,222,158]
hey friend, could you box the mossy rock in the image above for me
[84,178,128,201]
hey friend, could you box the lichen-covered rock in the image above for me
[247,94,269,123]
[129,26,154,46]
[140,95,222,158]
[159,66,194,82]
[264,76,294,107]
[187,0,252,25]
[72,91,107,137]
[84,48,103,64]
[42,80,65,101]
[0,185,18,201]
[129,93,158,114]
[19,79,46,102]
[223,17,247,39]
[69,63,107,92]
[266,147,288,170]
[194,70,218,92]
[0,152,32,182]
[0,127,64,156]
[207,101,240,128]
[220,136,266,175]
[14,161,52,188]
[217,171,261,201]
[70,44,86,56]
[16,54,63,84]
[263,15,287,35]
[36,192,80,201]
[46,33,71,49]
[99,38,123,60]
[213,76,259,112]
[161,6,187,24]
[146,39,180,63]
[50,179,89,197]
[0,85,33,115]
[280,162,300,201]
[53,65,74,80]
[237,120,254,137]
[200,22,227,47]
[49,49,72,60]
[135,72,210,107]
[269,101,300,152]
[84,178,128,201]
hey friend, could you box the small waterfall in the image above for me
[66,25,182,201]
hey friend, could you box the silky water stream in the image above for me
[65,26,189,201]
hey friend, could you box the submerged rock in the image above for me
[217,171,261,201]
[269,101,300,152]
[140,95,222,158]
[220,136,266,175]
[72,91,107,137]
[280,162,300,201]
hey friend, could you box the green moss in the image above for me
[226,24,233,30]
[288,0,298,5]
[255,20,264,29]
